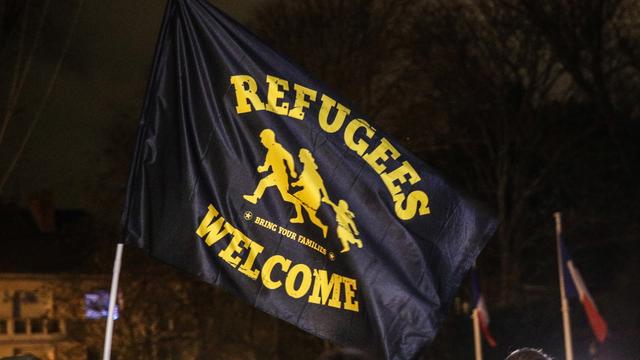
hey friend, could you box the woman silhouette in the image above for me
[290,148,329,238]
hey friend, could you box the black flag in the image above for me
[122,0,496,358]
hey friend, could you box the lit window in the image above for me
[30,318,44,333]
[14,319,26,334]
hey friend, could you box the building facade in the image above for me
[0,274,110,360]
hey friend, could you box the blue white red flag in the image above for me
[560,239,608,343]
[471,268,496,347]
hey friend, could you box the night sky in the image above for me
[2,0,261,208]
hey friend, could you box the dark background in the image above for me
[1,0,638,359]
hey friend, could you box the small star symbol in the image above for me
[328,252,336,261]
[243,211,253,221]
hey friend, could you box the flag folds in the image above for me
[560,239,608,343]
[471,269,497,347]
[122,0,496,358]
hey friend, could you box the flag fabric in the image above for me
[122,0,496,358]
[560,239,608,343]
[470,269,497,347]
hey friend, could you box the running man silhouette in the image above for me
[290,148,329,238]
[324,199,363,253]
[243,129,299,207]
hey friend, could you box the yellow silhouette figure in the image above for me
[244,129,299,207]
[324,199,363,253]
[290,149,329,238]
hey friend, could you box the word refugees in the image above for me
[230,74,431,221]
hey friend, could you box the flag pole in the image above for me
[554,212,573,360]
[472,308,483,360]
[103,243,124,360]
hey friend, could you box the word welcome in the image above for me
[196,204,359,312]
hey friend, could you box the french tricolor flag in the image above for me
[561,238,608,343]
[471,268,497,347]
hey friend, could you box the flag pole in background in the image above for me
[554,212,574,360]
[102,243,124,360]
[470,267,496,360]
[558,218,608,346]
[472,308,483,360]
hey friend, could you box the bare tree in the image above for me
[250,0,422,134]
[408,0,640,309]
[408,0,589,303]
[0,0,85,195]
[515,0,640,168]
